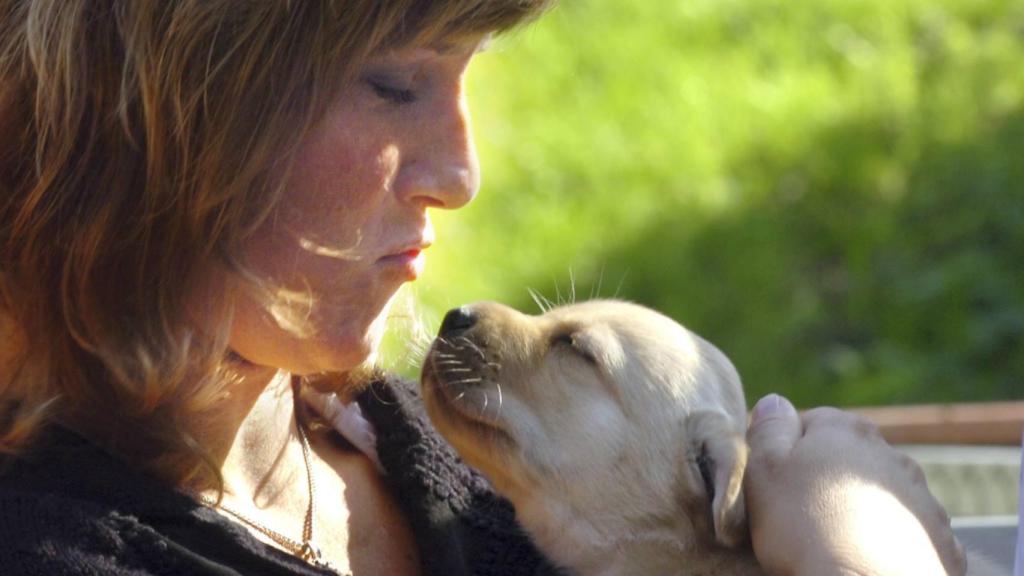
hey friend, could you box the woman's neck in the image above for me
[186,363,301,501]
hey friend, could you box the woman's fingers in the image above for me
[744,397,965,576]
[747,393,802,461]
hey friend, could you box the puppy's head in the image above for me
[421,300,750,548]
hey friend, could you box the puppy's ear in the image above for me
[685,411,749,548]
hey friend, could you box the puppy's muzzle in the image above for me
[423,306,505,430]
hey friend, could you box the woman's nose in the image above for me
[395,94,480,210]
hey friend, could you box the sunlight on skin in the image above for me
[267,287,315,337]
[297,233,364,261]
[292,144,403,262]
[838,477,946,575]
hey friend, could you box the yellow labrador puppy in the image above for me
[421,300,764,576]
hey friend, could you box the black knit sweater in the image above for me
[0,377,562,576]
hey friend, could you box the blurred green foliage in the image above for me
[400,0,1024,408]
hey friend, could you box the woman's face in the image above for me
[228,40,482,375]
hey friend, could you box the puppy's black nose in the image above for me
[439,306,477,337]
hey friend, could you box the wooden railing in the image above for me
[849,401,1024,445]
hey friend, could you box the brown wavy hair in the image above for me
[0,0,549,486]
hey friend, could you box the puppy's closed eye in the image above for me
[550,332,598,365]
[696,443,715,504]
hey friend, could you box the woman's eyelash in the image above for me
[368,80,417,104]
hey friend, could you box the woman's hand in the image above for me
[744,394,966,576]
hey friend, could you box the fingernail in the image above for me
[752,393,783,422]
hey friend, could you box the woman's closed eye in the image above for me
[366,77,417,105]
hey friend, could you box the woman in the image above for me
[0,1,964,575]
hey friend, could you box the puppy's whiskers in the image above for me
[437,369,476,389]
[527,286,554,313]
[590,264,607,300]
[613,269,629,299]
[568,267,577,304]
[437,362,468,374]
[456,336,487,361]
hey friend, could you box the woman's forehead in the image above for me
[379,31,492,59]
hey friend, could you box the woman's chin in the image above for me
[228,286,398,377]
[305,304,390,375]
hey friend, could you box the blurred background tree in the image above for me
[392,0,1024,408]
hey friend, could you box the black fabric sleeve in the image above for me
[356,377,565,576]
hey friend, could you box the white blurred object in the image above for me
[302,389,382,472]
[900,445,1020,517]
[1015,436,1022,576]
[952,517,1017,576]
[897,444,1021,576]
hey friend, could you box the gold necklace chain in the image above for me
[193,413,349,575]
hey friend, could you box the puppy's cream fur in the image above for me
[421,300,763,576]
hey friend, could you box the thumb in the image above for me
[747,393,802,460]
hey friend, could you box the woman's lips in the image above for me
[377,248,426,279]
